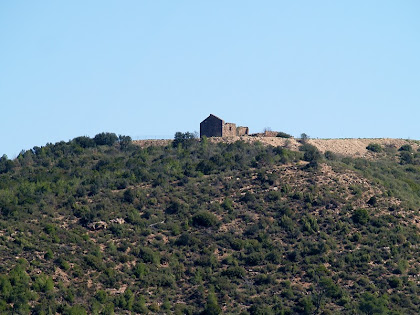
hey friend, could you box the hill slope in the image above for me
[0,135,419,314]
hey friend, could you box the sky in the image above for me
[1,1,419,158]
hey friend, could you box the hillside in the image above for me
[0,134,419,314]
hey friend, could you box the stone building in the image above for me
[200,114,249,138]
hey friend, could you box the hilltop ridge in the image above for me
[134,137,420,158]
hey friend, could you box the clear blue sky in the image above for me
[1,1,419,157]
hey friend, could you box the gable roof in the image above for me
[207,114,223,121]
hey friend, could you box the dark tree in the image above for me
[0,155,14,174]
[118,135,132,150]
[73,136,95,148]
[173,131,197,148]
[93,132,119,146]
[300,133,309,143]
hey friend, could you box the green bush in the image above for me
[66,305,87,315]
[276,132,292,138]
[300,144,321,163]
[358,292,389,314]
[399,151,413,165]
[319,277,342,299]
[192,211,219,227]
[398,144,412,152]
[324,150,337,160]
[139,247,160,264]
[388,276,401,288]
[222,266,246,279]
[366,143,382,153]
[352,209,369,224]
[202,290,221,315]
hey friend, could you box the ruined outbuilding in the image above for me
[200,114,249,138]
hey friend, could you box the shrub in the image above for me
[358,292,389,314]
[300,144,321,170]
[241,192,256,203]
[366,143,382,153]
[399,144,412,152]
[222,266,246,279]
[388,277,401,288]
[175,233,199,246]
[221,198,233,211]
[192,211,219,227]
[324,151,336,160]
[166,200,188,215]
[67,305,87,315]
[139,247,160,264]
[300,144,321,162]
[319,277,342,298]
[276,132,292,138]
[367,196,378,207]
[202,291,221,315]
[245,252,264,266]
[352,209,369,224]
[297,296,314,315]
[249,303,274,315]
[399,151,413,165]
[196,160,216,175]
[123,189,135,203]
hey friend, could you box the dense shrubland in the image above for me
[0,133,418,314]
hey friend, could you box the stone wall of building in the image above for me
[236,127,249,136]
[200,115,223,137]
[222,123,237,137]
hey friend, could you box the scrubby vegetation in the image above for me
[366,143,382,153]
[0,133,419,314]
[276,132,292,139]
